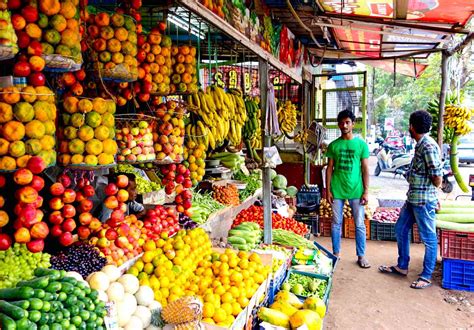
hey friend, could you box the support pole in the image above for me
[303,80,311,186]
[437,51,449,149]
[259,59,272,244]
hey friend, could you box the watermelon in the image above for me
[286,186,298,197]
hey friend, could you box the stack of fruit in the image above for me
[38,0,82,67]
[58,96,117,166]
[10,0,48,86]
[183,139,206,186]
[47,173,97,246]
[60,68,86,97]
[0,243,51,288]
[141,205,180,241]
[169,44,197,94]
[116,119,155,163]
[0,174,8,238]
[200,0,225,19]
[87,174,144,266]
[127,228,271,328]
[11,157,49,253]
[0,268,107,329]
[152,100,185,162]
[0,4,19,56]
[87,265,163,329]
[135,24,172,99]
[86,11,138,81]
[0,85,56,170]
[212,184,240,206]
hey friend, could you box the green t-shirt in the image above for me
[326,137,369,199]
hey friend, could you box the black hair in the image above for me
[409,110,432,134]
[337,110,356,123]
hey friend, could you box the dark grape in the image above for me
[51,243,106,278]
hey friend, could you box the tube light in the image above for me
[168,15,205,40]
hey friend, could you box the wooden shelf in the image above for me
[177,0,303,84]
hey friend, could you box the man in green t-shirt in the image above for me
[326,110,370,268]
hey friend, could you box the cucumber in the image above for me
[227,236,246,245]
[243,235,259,244]
[0,312,16,330]
[33,269,61,281]
[0,287,35,300]
[0,301,28,320]
[9,301,29,310]
[17,276,50,289]
[28,298,43,311]
[230,243,250,251]
[60,282,74,294]
[233,225,254,232]
[61,277,78,286]
[240,222,260,230]
[33,289,45,299]
[45,282,62,293]
[228,229,249,237]
[15,318,31,330]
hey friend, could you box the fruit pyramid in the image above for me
[0,86,56,170]
[0,7,19,54]
[58,96,118,166]
[38,0,83,64]
[170,44,198,94]
[87,11,139,81]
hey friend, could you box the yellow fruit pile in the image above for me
[0,86,56,170]
[39,0,82,64]
[58,96,117,166]
[127,228,271,328]
[183,139,206,186]
[170,45,198,94]
[141,32,172,95]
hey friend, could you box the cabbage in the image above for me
[273,174,287,189]
[286,186,298,197]
[270,169,277,180]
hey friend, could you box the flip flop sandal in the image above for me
[357,259,371,269]
[410,277,432,289]
[378,265,407,276]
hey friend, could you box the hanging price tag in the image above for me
[229,69,238,89]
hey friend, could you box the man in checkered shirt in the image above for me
[379,110,442,289]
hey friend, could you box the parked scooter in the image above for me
[441,145,455,193]
[374,143,412,177]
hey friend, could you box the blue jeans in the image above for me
[395,201,438,279]
[331,199,366,256]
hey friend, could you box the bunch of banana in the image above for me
[277,100,298,134]
[294,130,308,144]
[185,120,210,149]
[242,98,262,161]
[443,104,473,136]
[427,99,454,143]
[227,88,247,146]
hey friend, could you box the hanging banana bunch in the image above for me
[243,97,262,162]
[277,100,298,135]
[443,103,474,193]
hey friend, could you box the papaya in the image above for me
[257,307,290,328]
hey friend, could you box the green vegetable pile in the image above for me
[0,244,51,289]
[0,268,107,330]
[272,229,315,249]
[188,190,225,224]
[282,272,327,299]
[234,170,262,200]
[115,164,161,194]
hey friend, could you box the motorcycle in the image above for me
[441,146,455,193]
[374,143,413,177]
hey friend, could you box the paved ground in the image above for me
[320,157,474,329]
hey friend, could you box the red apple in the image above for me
[13,61,31,77]
[62,204,76,218]
[0,233,12,250]
[62,189,76,204]
[49,211,64,225]
[77,226,91,240]
[59,232,74,246]
[104,183,118,196]
[21,5,38,23]
[27,41,43,56]
[30,222,49,239]
[116,175,129,188]
[29,72,46,86]
[116,189,129,203]
[75,191,86,203]
[104,196,119,209]
[49,197,64,211]
[50,182,65,196]
[78,212,92,225]
[117,223,130,236]
[32,195,43,209]
[26,239,44,253]
[78,199,93,213]
[30,176,45,192]
[82,185,95,197]
[58,173,72,188]
[105,228,118,240]
[50,224,63,237]
[62,218,76,232]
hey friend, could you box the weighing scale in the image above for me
[204,166,232,180]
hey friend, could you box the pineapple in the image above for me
[161,296,203,324]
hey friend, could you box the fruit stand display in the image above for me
[0,0,344,328]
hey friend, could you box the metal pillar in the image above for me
[437,51,448,149]
[259,59,272,244]
[303,80,311,186]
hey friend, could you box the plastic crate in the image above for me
[319,216,332,237]
[370,220,406,241]
[314,240,339,274]
[267,263,289,305]
[440,230,474,261]
[377,199,405,208]
[442,258,474,292]
[412,224,422,243]
[294,213,319,235]
[343,217,370,240]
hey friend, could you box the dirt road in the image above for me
[320,158,474,329]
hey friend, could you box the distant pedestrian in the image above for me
[403,133,413,153]
[379,110,442,289]
[326,110,370,268]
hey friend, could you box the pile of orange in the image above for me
[127,228,271,328]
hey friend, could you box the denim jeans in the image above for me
[331,199,366,256]
[395,201,438,279]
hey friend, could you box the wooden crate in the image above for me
[343,217,370,240]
